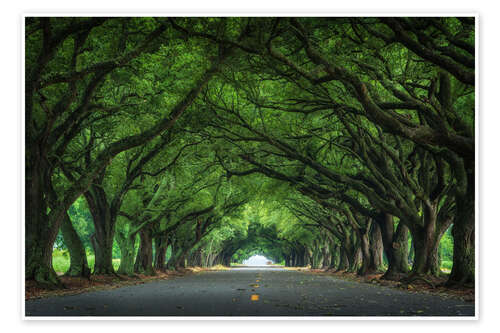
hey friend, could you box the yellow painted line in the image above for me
[251,294,260,301]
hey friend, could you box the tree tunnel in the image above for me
[219,223,288,265]
[25,17,475,290]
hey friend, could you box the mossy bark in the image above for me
[368,222,384,272]
[448,191,475,286]
[134,227,155,275]
[85,188,117,275]
[60,213,91,278]
[357,227,373,276]
[153,234,169,270]
[409,203,451,278]
[337,246,350,271]
[116,232,136,276]
[378,214,410,280]
[25,156,64,288]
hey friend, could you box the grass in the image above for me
[52,251,454,274]
[441,260,453,270]
[52,250,120,274]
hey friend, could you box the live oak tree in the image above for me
[25,16,475,289]
[25,16,246,286]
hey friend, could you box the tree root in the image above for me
[381,271,406,281]
[445,276,474,289]
[401,275,436,289]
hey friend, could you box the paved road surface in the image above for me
[25,267,475,317]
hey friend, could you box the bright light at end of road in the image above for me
[242,255,272,266]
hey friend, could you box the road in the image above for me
[25,267,475,317]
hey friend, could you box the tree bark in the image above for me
[85,188,117,275]
[25,158,63,288]
[448,185,475,286]
[134,227,155,275]
[60,213,91,278]
[357,227,373,276]
[116,232,136,276]
[321,244,331,269]
[329,243,340,271]
[384,222,410,280]
[153,234,169,271]
[368,222,384,272]
[348,247,362,273]
[409,203,451,278]
[25,46,233,287]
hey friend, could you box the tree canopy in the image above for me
[25,16,475,289]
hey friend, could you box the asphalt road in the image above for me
[25,267,475,317]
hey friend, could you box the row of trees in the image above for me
[25,16,474,288]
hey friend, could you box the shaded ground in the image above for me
[25,270,194,300]
[25,267,475,317]
[302,268,475,302]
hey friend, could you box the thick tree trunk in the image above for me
[369,222,384,272]
[329,243,340,270]
[90,231,115,275]
[448,192,475,286]
[322,245,331,269]
[291,251,297,267]
[25,227,61,288]
[337,246,350,271]
[25,161,64,288]
[284,255,291,267]
[175,252,187,269]
[295,247,306,267]
[116,232,136,276]
[188,248,202,267]
[60,213,91,278]
[222,254,232,267]
[410,203,450,278]
[134,228,155,275]
[153,234,169,270]
[348,247,362,273]
[380,220,410,280]
[86,190,117,275]
[311,242,323,269]
[357,228,373,276]
[411,228,439,276]
[166,242,179,269]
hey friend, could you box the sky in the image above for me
[242,255,272,266]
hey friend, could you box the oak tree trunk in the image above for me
[369,222,384,272]
[60,213,91,278]
[448,184,475,286]
[134,227,155,275]
[116,232,136,276]
[153,234,169,271]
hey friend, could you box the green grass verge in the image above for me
[52,250,120,274]
[441,260,453,270]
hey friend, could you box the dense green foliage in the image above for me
[25,17,474,289]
